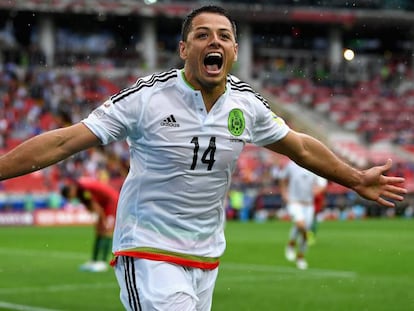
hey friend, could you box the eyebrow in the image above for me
[193,26,233,33]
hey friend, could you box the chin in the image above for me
[203,79,224,89]
[205,73,225,83]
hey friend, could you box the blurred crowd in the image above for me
[0,56,414,219]
[259,56,414,146]
[0,65,133,190]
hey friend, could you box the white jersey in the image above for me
[280,161,327,204]
[82,69,289,267]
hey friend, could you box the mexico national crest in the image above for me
[228,108,245,136]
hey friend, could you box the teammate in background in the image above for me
[61,177,119,272]
[279,161,327,269]
[0,5,406,310]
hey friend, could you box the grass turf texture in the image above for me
[0,219,412,311]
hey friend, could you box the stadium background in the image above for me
[0,0,414,226]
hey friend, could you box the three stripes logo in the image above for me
[160,114,180,127]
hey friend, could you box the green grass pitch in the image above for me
[0,218,413,311]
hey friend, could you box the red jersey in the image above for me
[314,192,325,214]
[78,177,119,217]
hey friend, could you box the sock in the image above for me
[92,235,102,261]
[311,218,318,234]
[100,237,113,261]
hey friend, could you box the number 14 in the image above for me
[190,137,216,170]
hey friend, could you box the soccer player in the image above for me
[279,160,327,270]
[0,5,406,310]
[61,177,119,272]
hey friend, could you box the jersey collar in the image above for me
[178,69,229,95]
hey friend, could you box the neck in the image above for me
[181,70,226,112]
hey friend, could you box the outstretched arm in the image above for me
[0,123,101,181]
[265,130,407,207]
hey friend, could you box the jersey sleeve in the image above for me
[250,95,290,146]
[81,97,138,145]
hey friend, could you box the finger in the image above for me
[383,184,407,194]
[383,176,405,184]
[376,197,395,208]
[381,191,405,202]
[380,158,393,172]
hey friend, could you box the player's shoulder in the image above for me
[134,69,179,87]
[227,74,254,93]
[227,74,270,109]
[284,161,299,173]
[111,69,179,103]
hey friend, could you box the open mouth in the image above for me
[204,52,223,73]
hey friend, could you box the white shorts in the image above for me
[114,256,219,311]
[287,202,314,229]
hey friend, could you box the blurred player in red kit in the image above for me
[61,177,119,272]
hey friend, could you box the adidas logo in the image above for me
[160,114,180,127]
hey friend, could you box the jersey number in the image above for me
[190,137,216,170]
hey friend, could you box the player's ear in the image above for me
[179,41,187,60]
[233,42,238,62]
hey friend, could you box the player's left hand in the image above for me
[353,159,407,207]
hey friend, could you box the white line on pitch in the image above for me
[0,248,85,260]
[0,283,118,295]
[0,301,61,311]
[220,262,358,278]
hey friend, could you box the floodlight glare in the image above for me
[343,49,355,61]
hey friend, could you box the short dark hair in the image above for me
[181,5,237,42]
[61,185,71,199]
